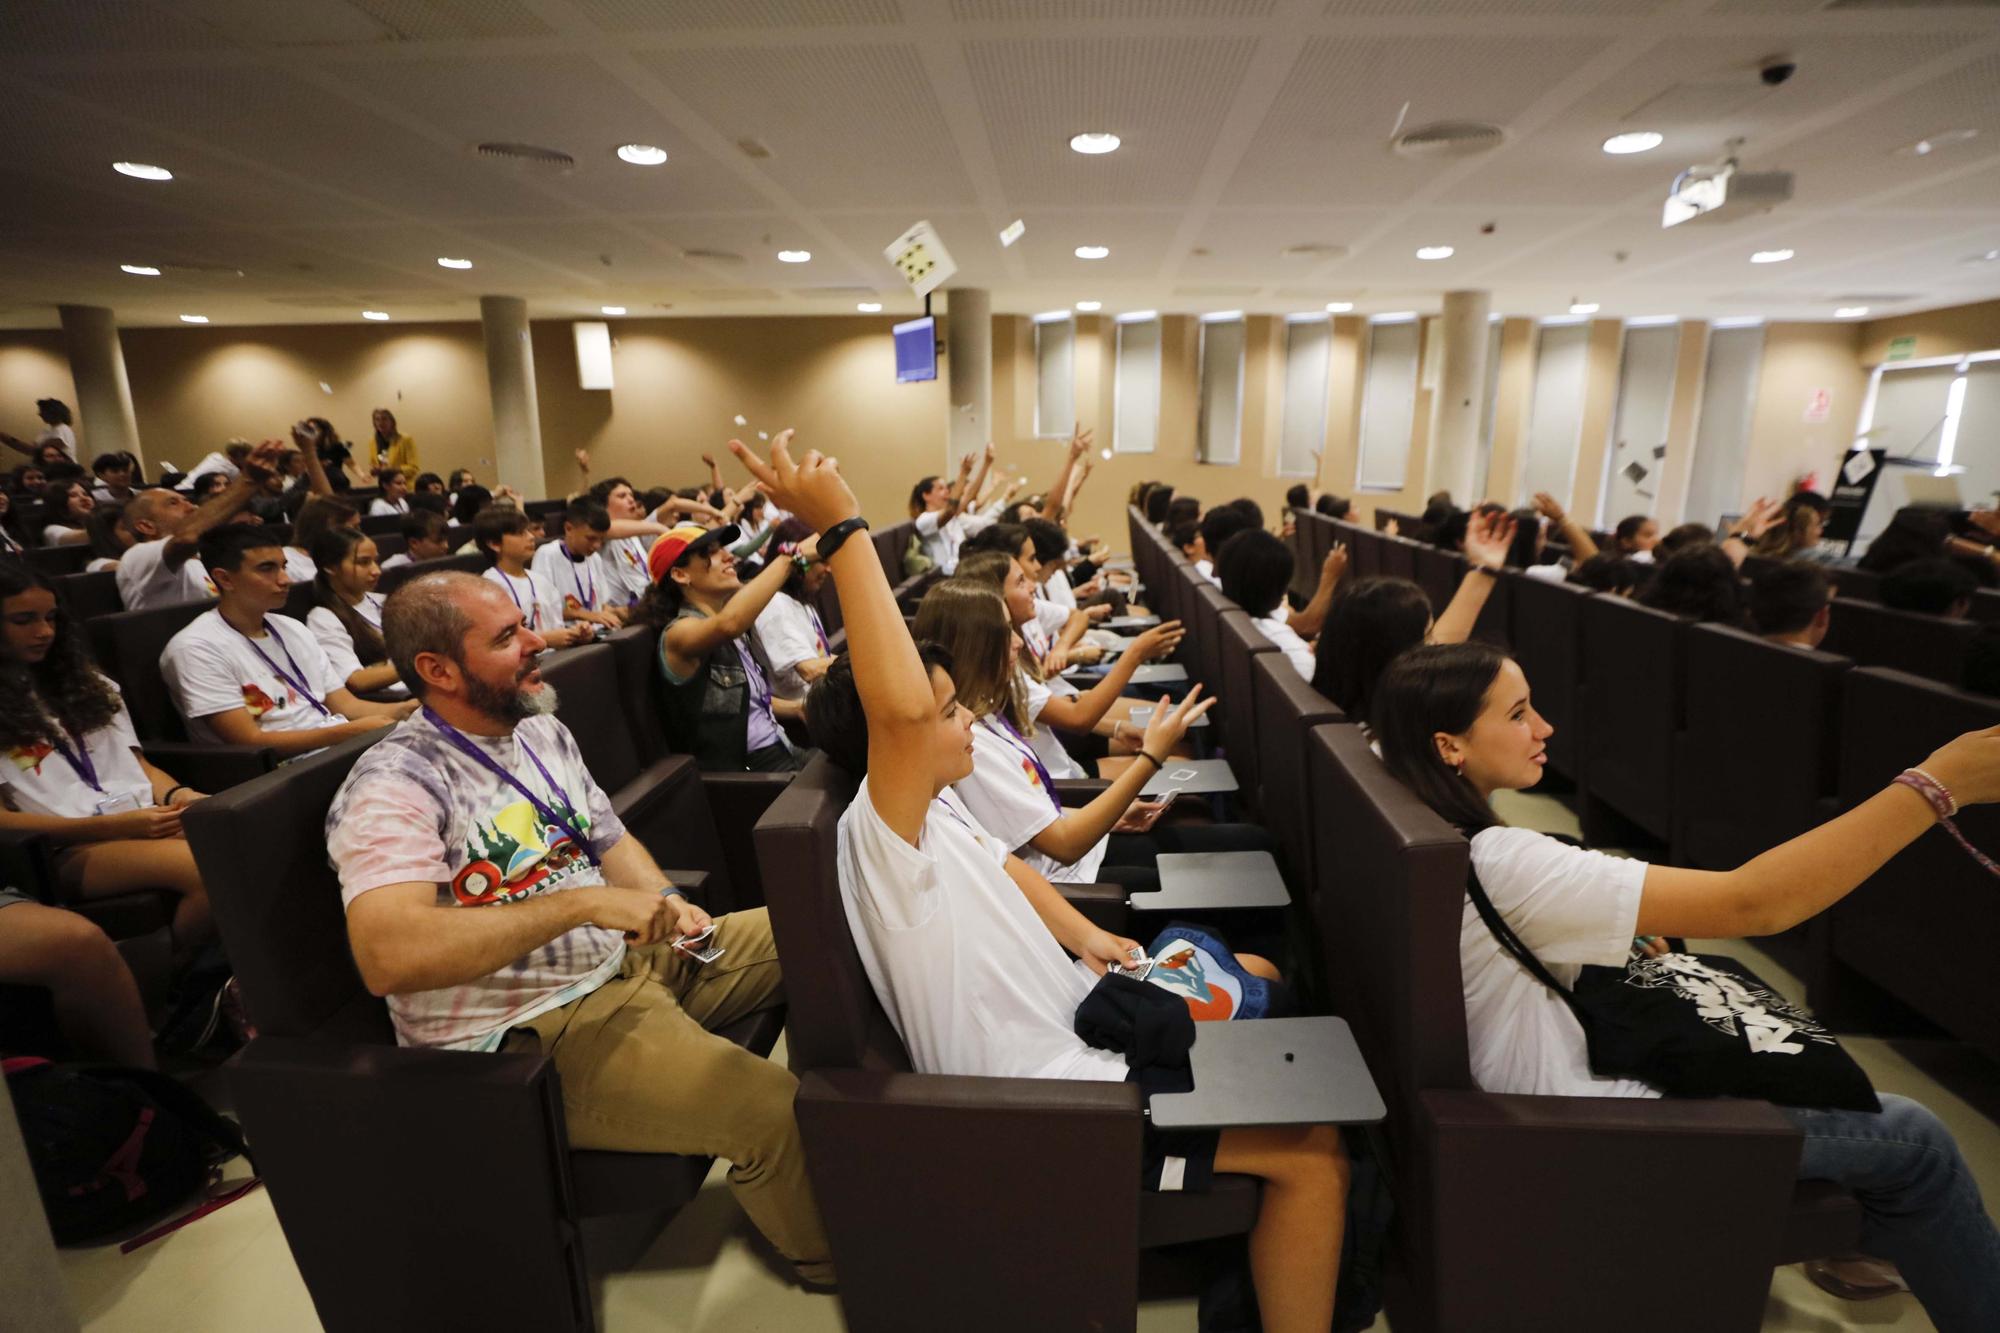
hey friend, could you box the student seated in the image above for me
[34,479,95,547]
[1312,509,1514,731]
[380,507,451,570]
[738,433,1348,1332]
[1567,553,1650,598]
[1658,522,1714,559]
[1750,561,1834,648]
[90,451,138,505]
[1373,640,2000,1329]
[1751,490,1838,564]
[1314,493,1351,520]
[638,523,805,772]
[367,468,412,518]
[0,890,156,1067]
[530,500,623,632]
[473,507,592,650]
[413,472,445,499]
[1881,558,1977,619]
[751,518,836,703]
[1216,528,1346,678]
[908,442,996,576]
[287,495,361,584]
[1190,505,1252,586]
[0,563,212,967]
[177,440,252,492]
[326,570,829,1285]
[307,527,407,699]
[1610,514,1660,562]
[114,439,286,611]
[1637,544,1751,627]
[162,525,414,757]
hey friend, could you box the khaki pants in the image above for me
[508,908,832,1282]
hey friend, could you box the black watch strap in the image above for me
[818,515,871,561]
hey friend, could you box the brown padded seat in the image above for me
[1820,597,1977,686]
[1215,609,1277,805]
[1578,594,1689,842]
[1506,572,1586,779]
[377,550,485,594]
[52,568,122,620]
[753,755,1259,1331]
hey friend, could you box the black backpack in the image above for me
[4,1056,252,1245]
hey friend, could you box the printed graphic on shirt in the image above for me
[1147,937,1243,1021]
[241,683,282,717]
[450,795,594,906]
[8,741,53,775]
[1021,756,1042,787]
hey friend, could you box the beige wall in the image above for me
[1858,299,2000,364]
[0,333,76,455]
[1738,321,1866,510]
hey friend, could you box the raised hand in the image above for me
[574,448,590,473]
[1133,619,1185,662]
[1142,683,1217,755]
[1323,542,1349,585]
[1969,509,2000,539]
[1532,491,1567,524]
[1462,508,1517,570]
[727,430,859,535]
[241,438,287,482]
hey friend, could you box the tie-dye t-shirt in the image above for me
[325,709,628,1051]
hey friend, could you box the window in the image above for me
[1355,320,1420,490]
[1033,316,1074,439]
[1683,325,1765,530]
[1599,323,1679,525]
[1471,318,1504,500]
[1197,317,1245,464]
[1277,318,1331,478]
[1113,317,1161,455]
[1518,321,1591,505]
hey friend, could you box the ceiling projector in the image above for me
[1661,157,1793,228]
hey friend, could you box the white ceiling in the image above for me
[3,0,2000,329]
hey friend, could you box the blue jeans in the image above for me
[1783,1093,2000,1332]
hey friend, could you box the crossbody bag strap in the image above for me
[1462,867,1589,1021]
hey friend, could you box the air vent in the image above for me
[1281,243,1348,260]
[474,142,576,172]
[1392,121,1506,159]
[682,248,745,263]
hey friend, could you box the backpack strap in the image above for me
[1462,867,1589,1024]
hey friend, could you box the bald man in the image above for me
[115,440,282,611]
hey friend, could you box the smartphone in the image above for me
[1122,789,1180,833]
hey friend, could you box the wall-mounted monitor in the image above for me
[894,316,937,383]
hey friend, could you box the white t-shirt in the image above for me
[178,451,238,488]
[1020,674,1086,780]
[283,546,317,585]
[753,591,830,701]
[40,523,85,547]
[836,778,1126,1084]
[1255,612,1315,681]
[952,716,1106,884]
[1463,826,1657,1100]
[115,538,214,611]
[0,682,153,819]
[325,710,627,1051]
[913,507,962,575]
[1043,568,1077,609]
[601,535,652,607]
[37,422,77,462]
[1019,599,1073,674]
[368,497,410,518]
[1523,562,1568,583]
[380,552,412,571]
[306,594,408,699]
[530,541,610,618]
[1195,559,1221,587]
[482,566,560,632]
[162,608,351,743]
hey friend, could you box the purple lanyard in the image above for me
[735,640,774,718]
[233,620,332,717]
[987,715,1060,812]
[809,605,828,656]
[560,544,596,610]
[934,793,978,836]
[1021,621,1048,666]
[47,726,101,792]
[495,571,542,629]
[421,708,600,867]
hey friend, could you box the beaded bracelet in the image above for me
[1895,768,1998,878]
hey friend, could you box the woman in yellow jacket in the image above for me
[368,408,418,483]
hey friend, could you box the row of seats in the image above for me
[1127,507,1867,1333]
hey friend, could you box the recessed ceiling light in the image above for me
[1835,306,1869,318]
[112,161,172,181]
[1416,245,1454,260]
[1325,301,1354,313]
[857,302,882,312]
[1896,128,1977,158]
[1074,245,1110,260]
[1750,248,1794,264]
[1069,132,1121,155]
[777,249,811,263]
[1601,131,1663,156]
[120,263,160,276]
[1075,300,1102,312]
[615,144,668,166]
[179,314,208,324]
[1569,302,1599,315]
[600,306,626,316]
[361,310,390,321]
[437,256,473,269]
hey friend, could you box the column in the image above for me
[57,305,143,469]
[944,287,990,469]
[479,296,547,498]
[1429,290,1491,506]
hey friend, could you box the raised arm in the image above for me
[1532,492,1598,563]
[1287,542,1348,639]
[1637,725,2000,939]
[1431,509,1513,646]
[1036,621,1185,734]
[1024,686,1215,864]
[1041,425,1090,521]
[729,432,937,843]
[0,431,37,460]
[164,439,285,568]
[292,422,335,499]
[661,549,795,675]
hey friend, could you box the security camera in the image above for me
[1760,60,1797,86]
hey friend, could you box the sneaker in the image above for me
[1804,1255,1910,1301]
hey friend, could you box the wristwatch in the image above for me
[817,515,870,560]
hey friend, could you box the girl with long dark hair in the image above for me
[306,527,405,698]
[1371,640,2000,1328]
[0,562,212,964]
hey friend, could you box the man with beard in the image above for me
[326,572,832,1288]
